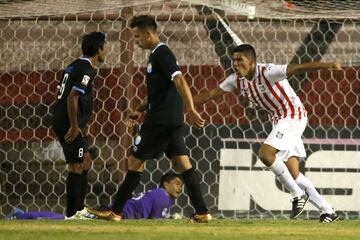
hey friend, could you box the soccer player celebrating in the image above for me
[51,32,108,219]
[6,172,183,220]
[89,15,211,223]
[194,44,340,222]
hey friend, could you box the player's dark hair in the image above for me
[81,31,105,57]
[130,15,157,32]
[160,172,182,188]
[233,44,256,60]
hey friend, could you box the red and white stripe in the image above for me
[237,64,307,121]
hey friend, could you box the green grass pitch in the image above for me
[1,219,360,240]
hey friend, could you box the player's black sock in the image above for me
[181,167,208,214]
[112,170,142,214]
[66,172,82,217]
[77,170,88,211]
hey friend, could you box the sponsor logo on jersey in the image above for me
[81,75,90,86]
[276,131,284,139]
[241,88,249,94]
[133,135,142,152]
[258,84,266,93]
[134,135,142,145]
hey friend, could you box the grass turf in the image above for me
[1,219,360,240]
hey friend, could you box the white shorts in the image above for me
[264,117,307,162]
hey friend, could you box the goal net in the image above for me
[1,0,359,219]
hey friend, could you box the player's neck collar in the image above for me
[79,57,93,66]
[151,42,165,53]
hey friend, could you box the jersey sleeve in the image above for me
[72,68,93,94]
[263,64,288,84]
[155,47,181,81]
[219,73,237,93]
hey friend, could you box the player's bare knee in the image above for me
[82,153,92,171]
[128,156,145,172]
[285,157,300,179]
[83,159,92,171]
[258,145,267,161]
[258,145,275,167]
[68,163,83,174]
[171,156,192,173]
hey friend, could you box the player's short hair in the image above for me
[159,172,182,188]
[130,15,157,32]
[81,31,106,57]
[233,44,256,60]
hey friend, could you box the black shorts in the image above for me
[131,123,188,160]
[58,134,89,164]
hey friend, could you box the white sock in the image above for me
[295,173,333,214]
[64,215,75,220]
[269,159,303,198]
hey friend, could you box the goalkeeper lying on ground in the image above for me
[5,172,182,220]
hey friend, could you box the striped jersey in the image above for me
[220,63,307,121]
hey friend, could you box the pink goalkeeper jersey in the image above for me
[220,63,307,121]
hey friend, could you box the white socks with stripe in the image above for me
[269,159,304,198]
[295,173,333,214]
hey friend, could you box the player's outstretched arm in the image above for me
[287,60,341,77]
[193,87,226,106]
[173,74,205,128]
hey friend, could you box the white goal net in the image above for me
[0,0,359,219]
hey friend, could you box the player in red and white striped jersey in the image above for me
[221,63,307,121]
[194,44,341,222]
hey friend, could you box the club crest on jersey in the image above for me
[241,88,248,94]
[276,131,284,139]
[134,135,142,145]
[258,84,266,93]
[147,63,152,73]
[81,75,90,86]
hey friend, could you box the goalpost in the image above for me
[0,0,359,219]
